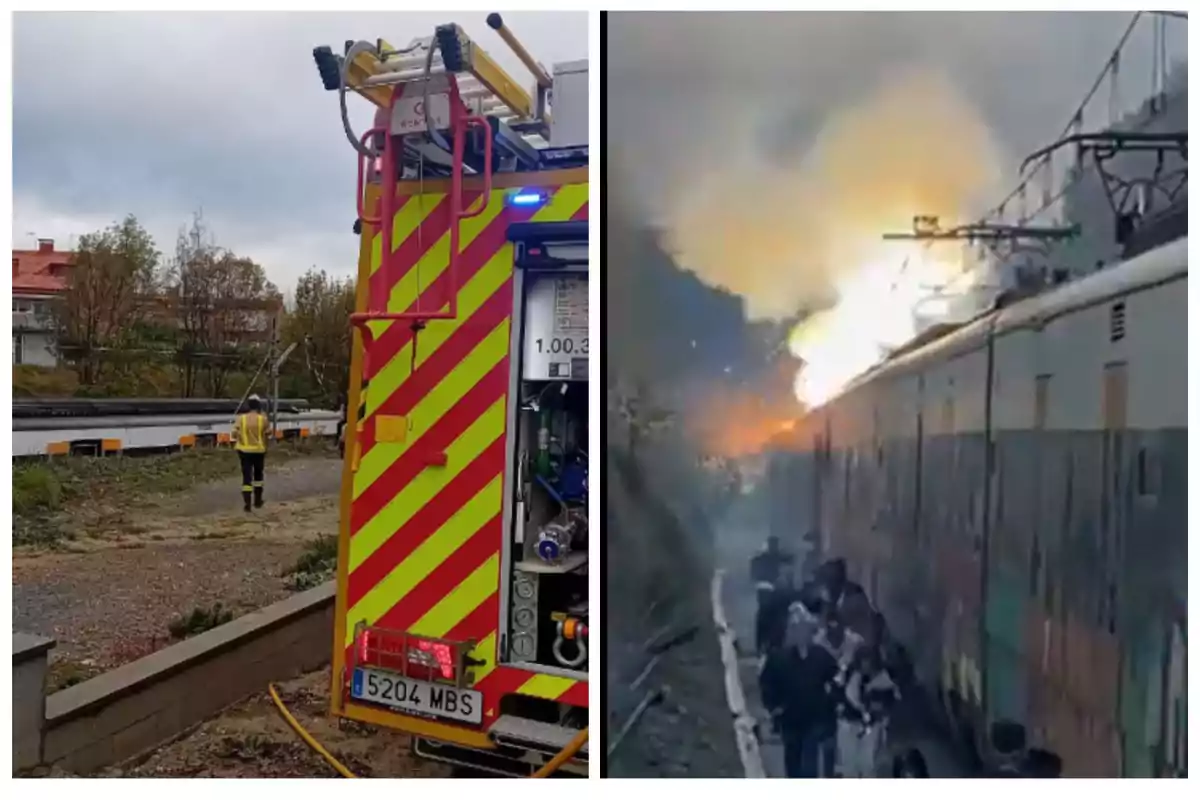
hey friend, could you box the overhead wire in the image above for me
[979,11,1146,228]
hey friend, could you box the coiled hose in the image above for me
[268,683,587,778]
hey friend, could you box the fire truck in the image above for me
[313,15,589,777]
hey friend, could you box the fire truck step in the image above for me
[490,715,590,757]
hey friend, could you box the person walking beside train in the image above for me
[752,535,797,654]
[234,394,269,512]
[814,611,864,671]
[836,649,901,777]
[751,535,795,594]
[760,619,840,778]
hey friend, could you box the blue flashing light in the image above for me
[508,190,547,208]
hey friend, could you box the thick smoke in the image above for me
[661,66,1008,321]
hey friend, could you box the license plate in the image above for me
[351,668,483,725]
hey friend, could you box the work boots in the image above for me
[254,486,264,509]
[243,492,253,513]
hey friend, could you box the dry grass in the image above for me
[100,668,453,778]
[13,440,336,548]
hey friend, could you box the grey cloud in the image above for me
[607,11,1187,218]
[606,11,1187,323]
[13,11,588,286]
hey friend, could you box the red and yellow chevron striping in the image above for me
[336,172,588,732]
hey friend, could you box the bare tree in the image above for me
[282,267,356,408]
[166,213,279,396]
[57,215,160,386]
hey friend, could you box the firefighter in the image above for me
[234,394,268,512]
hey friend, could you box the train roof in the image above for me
[12,397,314,418]
[835,235,1188,400]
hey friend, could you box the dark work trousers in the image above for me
[238,451,266,510]
[807,725,837,778]
[782,727,811,778]
[782,726,835,778]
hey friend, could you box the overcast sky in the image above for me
[13,11,588,289]
[608,11,1187,217]
[606,11,1187,320]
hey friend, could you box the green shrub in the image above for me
[167,603,235,639]
[284,534,338,590]
[13,465,63,514]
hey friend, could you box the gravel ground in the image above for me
[13,455,344,685]
[605,428,745,778]
[79,668,450,778]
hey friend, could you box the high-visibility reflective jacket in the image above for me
[234,412,267,453]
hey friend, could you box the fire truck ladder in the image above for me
[313,14,559,374]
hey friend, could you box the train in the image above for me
[12,397,314,419]
[13,397,340,457]
[765,236,1186,778]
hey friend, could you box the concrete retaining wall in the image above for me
[13,582,335,776]
[13,633,56,771]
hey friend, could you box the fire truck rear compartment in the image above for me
[501,222,589,677]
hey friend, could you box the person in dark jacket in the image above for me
[751,535,795,590]
[756,585,795,655]
[761,635,840,778]
[805,558,867,620]
[752,536,796,654]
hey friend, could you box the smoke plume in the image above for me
[660,66,1008,321]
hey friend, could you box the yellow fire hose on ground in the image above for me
[268,683,588,778]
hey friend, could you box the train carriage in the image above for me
[774,237,1187,777]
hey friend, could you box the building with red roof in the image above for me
[12,239,72,366]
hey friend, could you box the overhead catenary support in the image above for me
[1019,130,1188,245]
[883,215,1079,262]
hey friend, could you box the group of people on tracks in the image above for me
[750,535,1064,779]
[750,534,925,779]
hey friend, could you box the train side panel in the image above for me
[987,260,1187,777]
[785,239,1186,777]
[983,317,1039,744]
[917,343,990,739]
[1114,274,1186,778]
